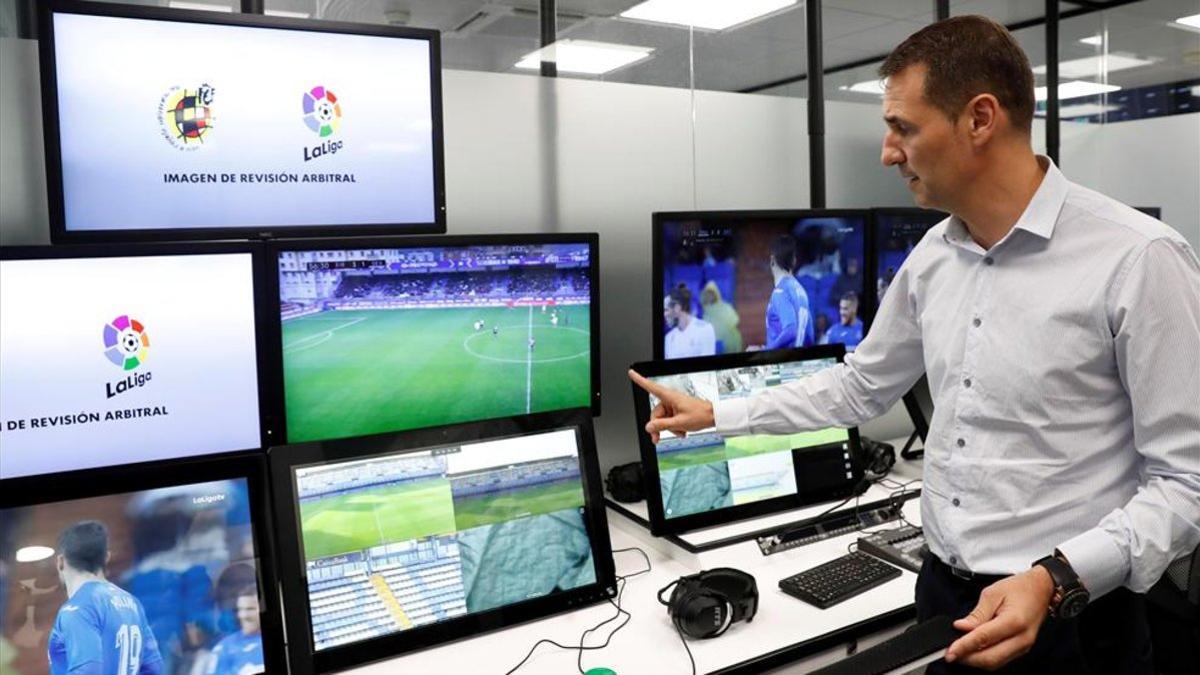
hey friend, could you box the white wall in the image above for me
[1060,115,1200,250]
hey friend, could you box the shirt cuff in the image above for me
[1057,527,1129,600]
[714,398,752,437]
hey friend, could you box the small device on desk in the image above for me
[756,494,916,556]
[857,525,928,573]
[778,551,902,609]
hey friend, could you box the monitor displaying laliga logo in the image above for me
[302,85,344,162]
[104,315,149,370]
[159,83,215,150]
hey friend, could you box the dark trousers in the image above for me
[916,555,1154,674]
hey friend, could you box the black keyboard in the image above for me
[779,551,902,609]
[809,615,961,675]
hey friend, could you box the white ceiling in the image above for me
[90,0,1200,95]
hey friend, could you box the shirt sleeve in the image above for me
[765,291,797,350]
[1057,237,1200,597]
[716,259,926,436]
[58,607,103,675]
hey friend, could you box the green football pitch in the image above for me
[452,480,585,531]
[657,441,728,472]
[724,428,848,459]
[299,479,456,560]
[282,305,591,442]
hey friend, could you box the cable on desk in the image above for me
[674,616,697,675]
[504,547,652,675]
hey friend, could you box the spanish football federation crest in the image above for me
[158,83,215,150]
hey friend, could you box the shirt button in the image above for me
[973,318,982,327]
[963,379,972,388]
[949,555,958,565]
[952,497,961,507]
[956,438,966,448]
[984,257,995,266]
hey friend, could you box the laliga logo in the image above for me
[159,83,216,151]
[302,85,344,162]
[103,315,152,399]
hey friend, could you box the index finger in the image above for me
[628,369,669,398]
[947,616,1021,662]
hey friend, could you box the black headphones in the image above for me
[658,568,758,639]
[605,461,645,503]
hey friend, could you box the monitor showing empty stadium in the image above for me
[631,346,864,535]
[0,245,264,479]
[272,235,599,443]
[269,411,614,668]
[40,2,444,242]
[871,208,946,311]
[654,210,869,358]
[0,454,284,675]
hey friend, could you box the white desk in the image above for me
[341,455,924,674]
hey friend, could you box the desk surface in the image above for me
[340,456,924,674]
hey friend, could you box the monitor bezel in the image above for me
[630,344,865,536]
[268,408,616,674]
[38,0,447,244]
[0,242,278,478]
[651,209,874,360]
[264,233,601,445]
[865,207,948,313]
[0,451,288,674]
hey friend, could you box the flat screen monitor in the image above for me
[269,234,599,444]
[0,244,267,479]
[870,208,946,311]
[269,409,615,672]
[653,210,869,358]
[0,452,285,675]
[39,1,445,243]
[630,346,864,535]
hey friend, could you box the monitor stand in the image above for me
[900,431,923,460]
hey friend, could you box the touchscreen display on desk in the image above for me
[648,359,850,519]
[632,346,863,535]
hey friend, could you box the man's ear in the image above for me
[963,93,1000,145]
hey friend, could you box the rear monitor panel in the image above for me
[630,346,864,535]
[270,410,615,672]
[0,244,267,479]
[268,234,599,444]
[653,210,870,358]
[0,453,285,675]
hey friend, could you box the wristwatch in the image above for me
[1033,552,1090,619]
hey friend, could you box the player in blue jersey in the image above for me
[207,586,264,675]
[48,521,163,675]
[822,292,864,350]
[764,235,814,350]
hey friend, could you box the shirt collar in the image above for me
[943,155,1068,247]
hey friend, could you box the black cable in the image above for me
[674,616,697,675]
[505,547,652,675]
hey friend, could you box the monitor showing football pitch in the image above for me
[269,410,614,670]
[270,235,599,443]
[631,346,864,535]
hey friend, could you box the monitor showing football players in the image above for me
[0,479,267,675]
[656,211,868,357]
[0,249,263,479]
[290,428,598,651]
[872,209,946,310]
[42,4,443,240]
[275,240,596,443]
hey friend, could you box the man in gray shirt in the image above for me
[631,15,1199,673]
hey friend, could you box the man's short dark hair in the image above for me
[58,521,108,574]
[879,15,1035,132]
[668,283,692,311]
[771,235,797,272]
[840,292,859,304]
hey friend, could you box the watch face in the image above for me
[1059,590,1090,619]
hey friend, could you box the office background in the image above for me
[2,0,1197,475]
